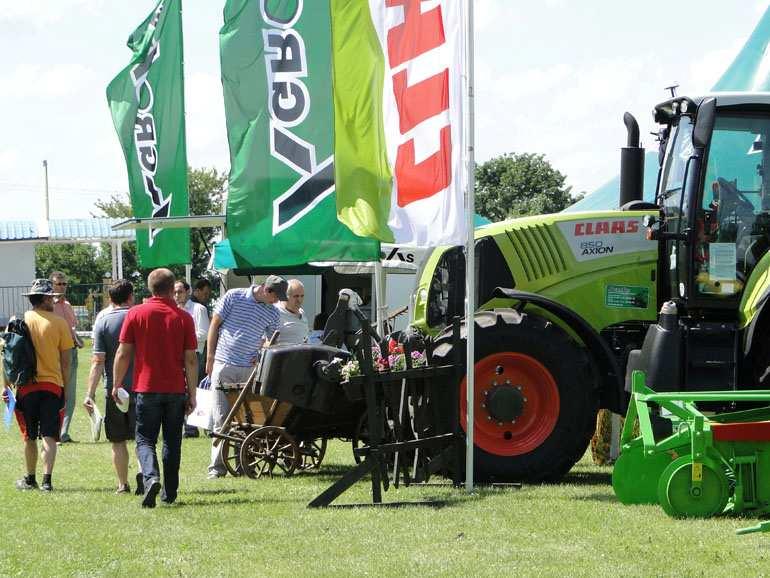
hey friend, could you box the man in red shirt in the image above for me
[112,268,197,508]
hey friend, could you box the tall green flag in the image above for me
[219,0,379,268]
[107,0,191,268]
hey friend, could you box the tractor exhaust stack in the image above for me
[619,112,645,207]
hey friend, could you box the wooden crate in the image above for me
[222,383,293,427]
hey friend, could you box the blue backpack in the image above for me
[2,318,36,387]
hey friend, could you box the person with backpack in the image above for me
[12,279,74,492]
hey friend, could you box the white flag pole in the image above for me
[464,0,476,493]
[374,260,386,337]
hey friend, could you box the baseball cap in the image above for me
[264,275,288,301]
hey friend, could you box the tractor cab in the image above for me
[626,93,770,393]
[650,93,770,313]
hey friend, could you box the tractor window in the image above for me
[661,116,695,299]
[661,116,694,225]
[661,116,694,200]
[426,238,515,328]
[475,237,515,305]
[694,112,770,300]
[427,247,465,327]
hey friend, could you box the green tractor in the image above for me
[411,92,770,482]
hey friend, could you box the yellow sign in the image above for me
[692,462,703,482]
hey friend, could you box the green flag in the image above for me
[107,0,190,268]
[219,0,379,268]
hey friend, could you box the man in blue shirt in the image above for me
[84,280,139,494]
[205,275,286,478]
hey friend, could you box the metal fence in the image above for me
[0,284,109,332]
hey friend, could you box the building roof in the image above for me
[0,218,135,242]
[0,221,38,241]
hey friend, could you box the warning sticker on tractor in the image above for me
[708,243,736,280]
[605,285,649,309]
[692,462,703,482]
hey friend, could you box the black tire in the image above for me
[432,310,598,483]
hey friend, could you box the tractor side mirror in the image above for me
[693,98,716,150]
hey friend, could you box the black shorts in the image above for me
[15,390,64,441]
[104,394,136,443]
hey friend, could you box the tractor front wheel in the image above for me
[432,310,598,483]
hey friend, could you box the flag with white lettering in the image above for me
[333,0,465,247]
[219,0,379,268]
[107,0,191,267]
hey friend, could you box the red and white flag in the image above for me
[333,0,466,247]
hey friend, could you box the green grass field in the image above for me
[0,343,768,577]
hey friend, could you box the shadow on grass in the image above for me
[185,488,239,496]
[171,496,264,507]
[560,470,612,486]
[55,486,124,494]
[301,464,359,480]
[322,499,454,510]
[572,492,618,503]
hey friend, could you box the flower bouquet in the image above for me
[340,340,428,381]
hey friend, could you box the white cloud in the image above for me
[475,54,656,192]
[0,149,20,174]
[0,0,106,26]
[687,43,744,93]
[1,63,99,101]
[184,71,230,169]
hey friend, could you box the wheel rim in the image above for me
[460,352,559,456]
[299,438,327,470]
[239,426,299,479]
[658,456,729,518]
[222,431,246,477]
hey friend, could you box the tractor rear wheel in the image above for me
[432,310,598,483]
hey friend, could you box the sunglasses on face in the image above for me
[53,282,68,286]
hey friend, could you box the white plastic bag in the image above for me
[89,402,103,442]
[186,382,215,431]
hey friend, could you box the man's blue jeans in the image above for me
[135,393,186,502]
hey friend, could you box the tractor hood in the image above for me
[474,209,657,262]
[412,209,659,334]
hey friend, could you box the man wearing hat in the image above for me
[14,279,74,492]
[204,275,285,478]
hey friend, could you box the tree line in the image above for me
[35,167,226,288]
[37,154,581,285]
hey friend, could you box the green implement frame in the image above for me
[613,370,770,519]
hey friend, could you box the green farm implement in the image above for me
[613,370,770,518]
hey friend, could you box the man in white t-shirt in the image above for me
[274,279,309,345]
[174,280,210,438]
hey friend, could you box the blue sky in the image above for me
[0,0,767,221]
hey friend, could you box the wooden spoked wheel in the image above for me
[221,429,247,477]
[351,412,396,468]
[298,438,327,470]
[239,426,300,479]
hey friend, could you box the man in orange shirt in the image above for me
[14,279,74,492]
[50,271,83,443]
